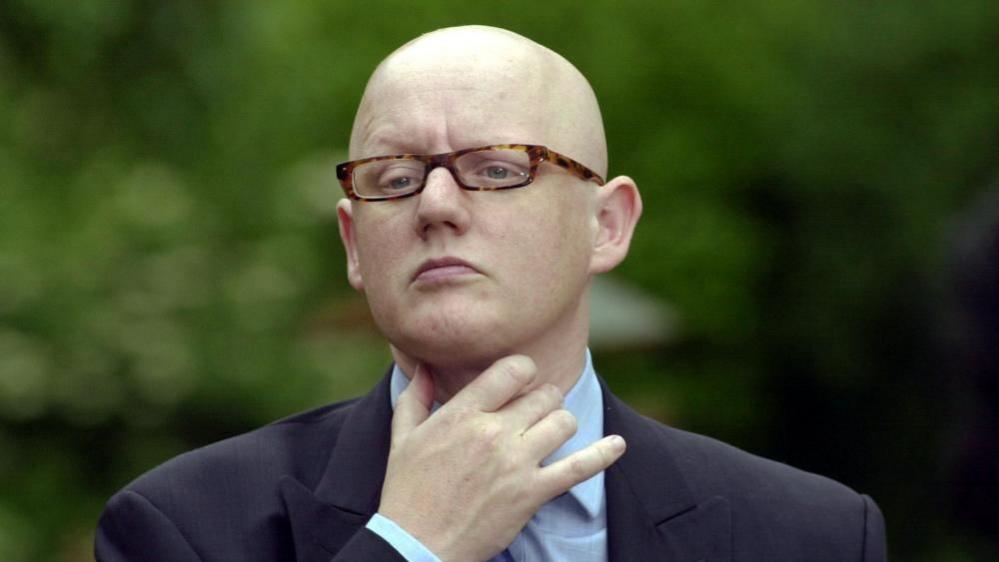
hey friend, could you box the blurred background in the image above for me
[1,0,997,560]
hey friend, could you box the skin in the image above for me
[336,26,643,561]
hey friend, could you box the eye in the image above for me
[454,149,531,187]
[484,166,512,179]
[470,161,528,182]
[376,164,424,191]
[386,175,414,189]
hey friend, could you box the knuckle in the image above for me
[508,483,530,506]
[499,452,522,473]
[447,404,474,421]
[569,456,589,479]
[434,408,462,432]
[473,419,504,444]
[531,385,560,412]
[597,443,613,465]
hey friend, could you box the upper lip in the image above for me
[412,256,481,281]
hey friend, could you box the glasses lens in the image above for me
[455,148,532,188]
[353,158,426,199]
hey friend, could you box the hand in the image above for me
[377,355,626,562]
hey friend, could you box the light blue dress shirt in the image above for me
[365,350,608,562]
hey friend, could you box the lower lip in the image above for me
[414,265,480,284]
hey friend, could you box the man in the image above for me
[96,26,887,561]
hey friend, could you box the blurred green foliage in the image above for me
[1,1,996,560]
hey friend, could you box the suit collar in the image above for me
[602,380,731,562]
[280,372,394,561]
[312,371,394,512]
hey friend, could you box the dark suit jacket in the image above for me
[96,373,887,561]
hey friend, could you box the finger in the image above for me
[391,364,435,445]
[447,355,537,412]
[521,408,577,459]
[537,435,626,499]
[502,383,563,429]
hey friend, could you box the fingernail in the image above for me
[610,435,626,453]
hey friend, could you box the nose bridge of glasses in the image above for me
[420,152,465,193]
[422,152,465,189]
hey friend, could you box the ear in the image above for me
[589,175,643,275]
[336,199,365,291]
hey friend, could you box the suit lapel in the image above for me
[280,373,394,562]
[602,381,731,562]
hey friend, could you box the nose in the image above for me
[414,166,471,238]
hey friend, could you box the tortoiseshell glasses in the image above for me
[336,144,605,201]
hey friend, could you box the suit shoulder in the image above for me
[97,395,377,561]
[638,415,872,525]
[270,395,364,426]
[122,396,362,501]
[619,411,885,558]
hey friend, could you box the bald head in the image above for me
[336,26,643,385]
[349,26,608,177]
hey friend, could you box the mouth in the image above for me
[412,257,482,284]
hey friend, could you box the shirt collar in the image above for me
[388,350,605,519]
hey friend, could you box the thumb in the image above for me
[391,364,434,445]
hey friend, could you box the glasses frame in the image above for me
[336,143,605,201]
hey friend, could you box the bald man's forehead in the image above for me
[348,26,608,175]
[353,55,547,155]
[352,79,547,157]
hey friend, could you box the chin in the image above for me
[388,311,519,366]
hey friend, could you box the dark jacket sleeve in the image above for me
[96,489,407,562]
[326,528,409,562]
[862,494,888,562]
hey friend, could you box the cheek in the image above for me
[354,214,410,291]
[546,191,593,258]
[501,195,593,292]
